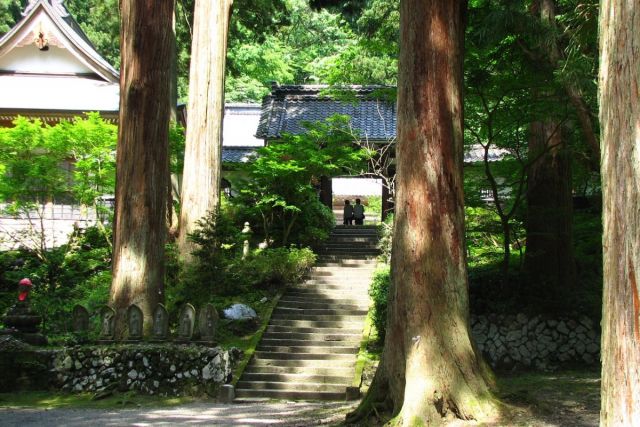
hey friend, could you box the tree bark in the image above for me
[524,121,575,299]
[177,0,233,260]
[599,1,640,425]
[110,0,173,338]
[348,1,498,424]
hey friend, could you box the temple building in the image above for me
[0,0,120,126]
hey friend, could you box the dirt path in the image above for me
[0,401,358,427]
[0,371,600,426]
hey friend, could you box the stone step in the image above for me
[277,299,367,311]
[294,281,372,289]
[283,294,369,308]
[236,381,346,393]
[284,290,370,301]
[317,254,379,261]
[240,372,351,385]
[235,388,345,401]
[243,364,353,377]
[250,356,354,367]
[260,338,360,347]
[311,264,376,276]
[315,260,378,267]
[268,318,364,328]
[271,313,366,322]
[261,332,361,343]
[265,325,363,335]
[258,345,358,354]
[254,351,355,361]
[273,307,369,316]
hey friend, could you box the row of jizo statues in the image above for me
[72,303,218,344]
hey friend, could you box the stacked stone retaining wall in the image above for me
[471,314,600,370]
[0,338,241,396]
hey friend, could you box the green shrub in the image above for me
[0,225,112,335]
[369,265,390,344]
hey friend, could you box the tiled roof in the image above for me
[256,84,396,140]
[257,84,507,164]
[464,144,510,163]
[222,146,258,163]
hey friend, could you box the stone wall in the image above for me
[0,338,241,397]
[471,314,600,370]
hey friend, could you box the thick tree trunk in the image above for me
[524,121,575,299]
[349,1,498,424]
[110,0,173,338]
[599,1,640,425]
[177,0,233,260]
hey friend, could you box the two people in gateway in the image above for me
[343,198,365,225]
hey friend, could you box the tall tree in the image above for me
[177,0,233,260]
[599,0,640,424]
[347,0,498,424]
[523,0,576,296]
[110,0,173,337]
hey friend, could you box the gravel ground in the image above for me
[0,401,359,427]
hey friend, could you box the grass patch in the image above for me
[0,391,199,409]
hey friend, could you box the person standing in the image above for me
[353,198,365,225]
[343,199,354,225]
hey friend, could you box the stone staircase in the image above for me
[235,225,379,400]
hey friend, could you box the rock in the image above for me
[516,313,527,325]
[170,365,176,373]
[74,360,83,370]
[260,297,268,304]
[153,380,160,389]
[143,357,149,368]
[202,365,212,380]
[557,321,569,335]
[223,304,257,320]
[128,369,138,380]
[587,343,599,354]
[576,342,586,354]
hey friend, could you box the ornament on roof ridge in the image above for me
[23,0,70,18]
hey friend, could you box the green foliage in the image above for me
[234,115,367,246]
[0,115,117,208]
[0,118,68,207]
[0,226,112,335]
[0,0,22,35]
[368,265,390,344]
[170,208,316,305]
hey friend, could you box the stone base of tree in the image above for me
[0,340,241,397]
[471,314,600,369]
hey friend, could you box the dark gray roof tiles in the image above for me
[257,84,396,140]
[222,146,258,163]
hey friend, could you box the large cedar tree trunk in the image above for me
[524,121,575,301]
[599,1,640,424]
[177,0,233,259]
[348,1,497,424]
[110,0,174,337]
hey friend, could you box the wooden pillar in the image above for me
[319,176,332,209]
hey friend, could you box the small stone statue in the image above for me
[198,304,218,344]
[177,304,195,342]
[127,305,143,341]
[71,305,90,334]
[99,306,116,342]
[18,278,32,302]
[0,278,47,345]
[151,303,169,341]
